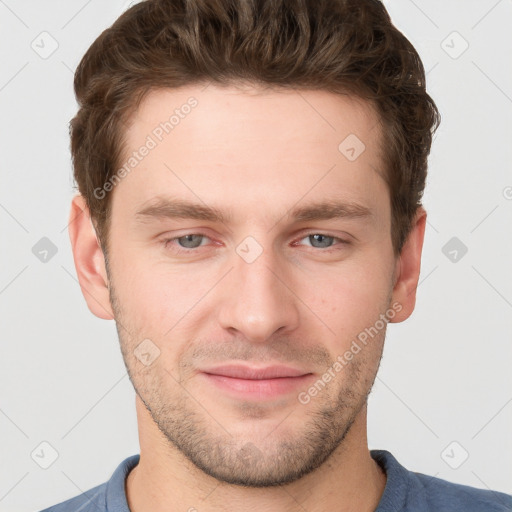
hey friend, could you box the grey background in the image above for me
[1,0,511,510]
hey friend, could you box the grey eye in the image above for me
[177,234,205,248]
[307,234,335,248]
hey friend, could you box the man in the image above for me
[41,0,512,511]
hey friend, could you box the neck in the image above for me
[126,397,387,512]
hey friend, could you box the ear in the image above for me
[389,206,427,323]
[68,194,114,320]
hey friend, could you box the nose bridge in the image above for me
[217,238,299,342]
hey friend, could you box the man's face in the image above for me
[105,84,397,486]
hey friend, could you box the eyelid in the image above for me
[161,230,351,254]
[293,232,351,249]
[161,232,214,250]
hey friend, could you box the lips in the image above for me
[199,364,315,399]
[201,364,310,380]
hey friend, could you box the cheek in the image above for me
[294,257,392,337]
[110,232,393,339]
[112,257,221,341]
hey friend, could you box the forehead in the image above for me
[126,83,381,153]
[112,84,388,224]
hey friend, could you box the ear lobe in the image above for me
[389,207,427,323]
[68,194,114,320]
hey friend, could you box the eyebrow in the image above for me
[135,198,229,223]
[134,197,373,224]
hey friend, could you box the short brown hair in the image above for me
[70,0,440,257]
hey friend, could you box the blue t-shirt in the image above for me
[38,450,512,511]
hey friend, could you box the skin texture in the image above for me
[69,83,426,512]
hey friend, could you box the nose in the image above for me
[217,242,300,343]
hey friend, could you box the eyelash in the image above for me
[161,232,350,255]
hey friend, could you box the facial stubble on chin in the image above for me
[106,264,386,488]
[126,355,372,487]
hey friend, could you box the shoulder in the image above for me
[37,482,107,512]
[413,471,512,512]
[371,449,512,512]
[36,454,139,512]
